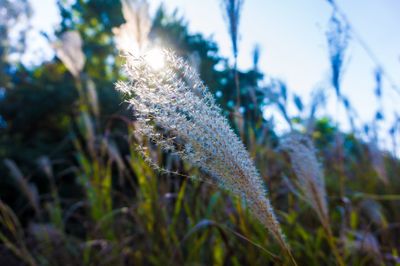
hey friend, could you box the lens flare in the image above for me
[145,48,165,70]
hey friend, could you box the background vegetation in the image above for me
[0,0,399,265]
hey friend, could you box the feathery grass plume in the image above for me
[220,0,243,61]
[116,49,293,258]
[52,31,85,78]
[281,132,345,266]
[345,230,381,263]
[359,199,387,228]
[220,0,244,109]
[280,133,328,224]
[113,0,151,53]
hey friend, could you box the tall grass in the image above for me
[117,49,295,263]
[220,0,244,111]
[281,132,344,266]
[1,1,400,265]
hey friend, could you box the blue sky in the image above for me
[28,0,400,151]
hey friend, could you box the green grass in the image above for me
[1,111,399,265]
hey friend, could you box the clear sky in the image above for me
[28,0,400,151]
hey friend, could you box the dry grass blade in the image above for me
[37,156,53,179]
[3,159,40,216]
[345,230,382,263]
[281,132,345,266]
[359,199,387,228]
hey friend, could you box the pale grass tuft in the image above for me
[113,0,151,53]
[281,132,328,224]
[52,31,85,78]
[359,199,387,228]
[116,49,291,255]
[345,230,381,262]
[281,132,342,265]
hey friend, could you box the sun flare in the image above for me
[145,48,165,70]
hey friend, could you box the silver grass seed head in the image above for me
[281,132,328,220]
[116,49,287,247]
[113,0,151,53]
[53,31,85,78]
[345,230,381,258]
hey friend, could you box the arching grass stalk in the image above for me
[116,49,297,265]
[281,133,344,266]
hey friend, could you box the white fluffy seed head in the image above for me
[281,132,329,221]
[53,31,85,78]
[116,49,288,249]
[113,0,151,53]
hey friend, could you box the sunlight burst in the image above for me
[145,48,165,70]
